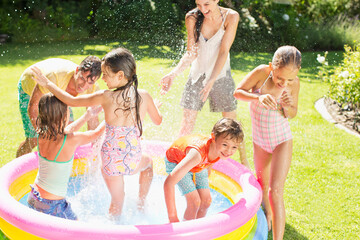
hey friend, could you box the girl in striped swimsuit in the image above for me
[234,46,301,240]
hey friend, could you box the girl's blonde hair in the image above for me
[272,45,302,69]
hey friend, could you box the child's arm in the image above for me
[234,65,277,110]
[64,106,103,133]
[27,84,44,129]
[31,66,105,107]
[143,91,162,125]
[164,149,202,223]
[160,15,198,95]
[280,78,300,119]
[72,121,105,146]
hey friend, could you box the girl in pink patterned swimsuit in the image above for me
[234,46,301,240]
[31,48,162,217]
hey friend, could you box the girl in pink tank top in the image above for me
[234,46,301,240]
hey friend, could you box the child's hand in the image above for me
[30,66,50,87]
[160,74,175,95]
[280,90,293,107]
[86,105,103,119]
[154,99,163,109]
[199,80,214,102]
[259,94,277,110]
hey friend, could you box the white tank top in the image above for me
[189,10,231,85]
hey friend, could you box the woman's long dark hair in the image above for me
[187,8,204,43]
[102,48,143,136]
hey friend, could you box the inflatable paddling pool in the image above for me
[0,140,267,239]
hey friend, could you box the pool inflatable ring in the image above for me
[0,140,267,239]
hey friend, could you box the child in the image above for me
[27,94,105,220]
[234,46,301,240]
[164,118,244,223]
[31,48,162,217]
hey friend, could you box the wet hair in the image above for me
[187,8,205,43]
[272,46,302,70]
[102,48,143,136]
[36,93,68,141]
[78,56,102,82]
[212,118,244,143]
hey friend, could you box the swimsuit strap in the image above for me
[258,72,272,93]
[221,9,230,28]
[53,135,67,162]
[37,135,67,162]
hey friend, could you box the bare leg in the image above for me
[222,111,249,169]
[16,137,37,158]
[269,140,292,240]
[253,142,272,231]
[101,172,125,217]
[138,155,153,211]
[195,188,212,219]
[183,191,201,221]
[179,109,198,137]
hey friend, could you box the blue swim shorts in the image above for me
[18,81,74,138]
[27,185,77,220]
[165,157,209,195]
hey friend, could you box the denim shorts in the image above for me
[165,157,209,195]
[180,71,237,112]
[18,81,74,138]
[27,185,77,220]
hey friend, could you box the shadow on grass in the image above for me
[0,40,344,83]
[267,223,309,240]
[0,39,183,67]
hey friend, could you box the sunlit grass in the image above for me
[0,40,359,239]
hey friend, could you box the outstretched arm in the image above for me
[28,84,44,129]
[145,92,163,125]
[199,10,239,102]
[72,121,105,147]
[65,106,103,133]
[164,148,201,223]
[160,15,198,95]
[31,66,105,107]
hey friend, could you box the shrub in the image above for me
[328,42,360,108]
[94,0,184,47]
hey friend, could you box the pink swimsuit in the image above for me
[101,123,142,176]
[249,74,292,153]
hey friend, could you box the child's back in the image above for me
[28,94,104,220]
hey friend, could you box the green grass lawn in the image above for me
[0,40,359,240]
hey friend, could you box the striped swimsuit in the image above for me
[249,74,292,153]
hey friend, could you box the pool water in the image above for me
[19,172,232,225]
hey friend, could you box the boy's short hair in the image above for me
[212,118,244,143]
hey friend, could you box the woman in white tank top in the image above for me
[160,0,249,168]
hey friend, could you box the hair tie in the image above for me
[133,74,137,80]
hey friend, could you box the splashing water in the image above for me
[19,136,232,225]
